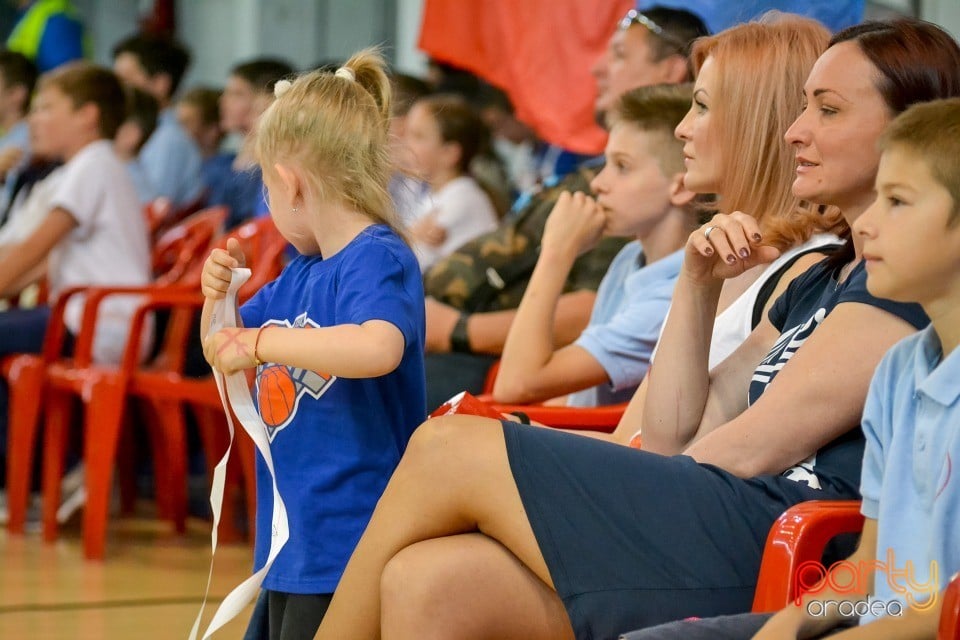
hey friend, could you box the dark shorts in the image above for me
[501,422,850,640]
[242,589,332,640]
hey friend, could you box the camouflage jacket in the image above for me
[423,165,628,313]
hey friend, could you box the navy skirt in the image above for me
[501,421,851,640]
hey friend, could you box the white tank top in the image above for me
[707,233,841,368]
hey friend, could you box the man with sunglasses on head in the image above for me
[422,5,709,411]
[592,8,701,120]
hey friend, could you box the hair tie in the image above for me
[273,79,292,98]
[334,67,355,82]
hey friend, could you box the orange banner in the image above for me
[418,0,632,155]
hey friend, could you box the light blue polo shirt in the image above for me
[0,120,30,213]
[860,326,960,623]
[138,109,203,207]
[568,242,682,407]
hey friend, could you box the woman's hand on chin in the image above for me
[682,212,782,286]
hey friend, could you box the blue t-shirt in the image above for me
[569,242,682,407]
[747,258,928,495]
[239,224,426,593]
[859,327,960,623]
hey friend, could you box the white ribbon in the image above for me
[190,268,290,639]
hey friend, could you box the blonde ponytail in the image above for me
[253,47,407,242]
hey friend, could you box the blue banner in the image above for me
[637,0,866,33]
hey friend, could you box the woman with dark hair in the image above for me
[311,18,960,640]
[623,28,960,640]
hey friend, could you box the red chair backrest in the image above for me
[146,194,209,238]
[216,216,287,301]
[153,206,227,286]
[149,216,286,372]
[144,197,173,236]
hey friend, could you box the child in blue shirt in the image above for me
[200,49,426,640]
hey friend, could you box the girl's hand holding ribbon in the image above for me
[204,327,259,374]
[201,238,248,300]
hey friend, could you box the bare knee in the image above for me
[387,416,516,538]
[381,544,460,640]
[401,415,504,471]
[380,536,575,640]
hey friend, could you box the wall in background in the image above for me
[922,0,960,36]
[55,0,960,92]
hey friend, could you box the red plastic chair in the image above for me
[429,390,627,435]
[471,360,628,431]
[3,285,81,533]
[481,360,500,394]
[3,209,227,538]
[151,206,227,285]
[940,573,960,640]
[37,217,284,558]
[752,500,865,612]
[752,501,960,637]
[483,399,626,431]
[146,193,208,239]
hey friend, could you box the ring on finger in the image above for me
[704,225,718,241]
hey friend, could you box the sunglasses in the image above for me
[618,9,688,50]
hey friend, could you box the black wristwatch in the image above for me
[449,313,472,353]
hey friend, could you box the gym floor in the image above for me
[0,513,255,638]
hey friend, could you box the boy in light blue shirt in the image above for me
[493,83,698,407]
[0,51,37,219]
[112,34,203,208]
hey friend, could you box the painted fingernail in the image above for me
[739,248,749,258]
[704,246,714,256]
[726,255,737,264]
[753,233,762,241]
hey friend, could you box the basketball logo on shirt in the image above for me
[255,313,336,441]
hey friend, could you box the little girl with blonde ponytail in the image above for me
[199,48,426,639]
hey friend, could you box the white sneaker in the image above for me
[57,465,87,524]
[61,463,85,495]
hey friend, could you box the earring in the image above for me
[291,206,299,213]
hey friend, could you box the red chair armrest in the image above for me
[430,392,505,420]
[939,572,960,640]
[114,288,204,375]
[752,500,864,612]
[71,284,196,366]
[486,402,626,431]
[472,391,626,431]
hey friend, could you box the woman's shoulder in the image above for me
[780,253,837,294]
[837,262,928,329]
